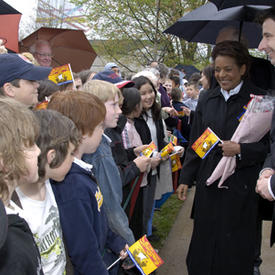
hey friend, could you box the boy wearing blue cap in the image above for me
[0,53,51,107]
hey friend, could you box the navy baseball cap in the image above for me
[92,70,123,84]
[0,53,52,87]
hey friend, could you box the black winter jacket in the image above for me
[104,115,140,187]
[0,214,43,275]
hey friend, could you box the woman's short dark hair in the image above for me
[132,76,161,121]
[211,40,250,79]
[121,87,141,116]
[38,79,59,102]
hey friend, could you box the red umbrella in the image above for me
[0,0,21,52]
[20,27,97,72]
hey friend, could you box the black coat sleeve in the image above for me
[178,96,205,186]
[105,128,140,187]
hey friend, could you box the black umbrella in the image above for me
[210,0,274,10]
[0,0,20,14]
[175,64,200,80]
[164,2,270,48]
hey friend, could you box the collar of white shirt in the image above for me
[74,157,93,172]
[220,80,243,102]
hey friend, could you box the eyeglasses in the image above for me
[34,52,53,58]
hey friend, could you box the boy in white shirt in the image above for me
[14,109,80,275]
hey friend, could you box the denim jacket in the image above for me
[82,134,135,245]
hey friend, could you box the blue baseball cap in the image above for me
[92,70,123,84]
[0,53,52,87]
[104,62,119,71]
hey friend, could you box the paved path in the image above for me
[157,188,275,275]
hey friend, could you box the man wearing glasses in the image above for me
[30,40,52,67]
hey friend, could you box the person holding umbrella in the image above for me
[177,40,269,275]
[30,40,53,67]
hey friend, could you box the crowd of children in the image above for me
[0,50,207,275]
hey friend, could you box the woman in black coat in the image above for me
[177,41,269,275]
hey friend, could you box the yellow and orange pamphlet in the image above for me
[177,110,185,117]
[191,127,220,159]
[160,143,174,158]
[127,235,164,275]
[141,142,157,158]
[170,154,182,172]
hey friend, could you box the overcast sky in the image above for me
[5,0,37,38]
[5,0,37,19]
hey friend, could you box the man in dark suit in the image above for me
[256,3,275,256]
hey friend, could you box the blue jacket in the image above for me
[82,135,135,245]
[51,162,126,275]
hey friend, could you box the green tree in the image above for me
[70,0,209,71]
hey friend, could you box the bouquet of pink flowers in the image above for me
[206,95,274,188]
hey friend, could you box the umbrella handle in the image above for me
[239,21,243,42]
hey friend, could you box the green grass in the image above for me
[151,194,183,250]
